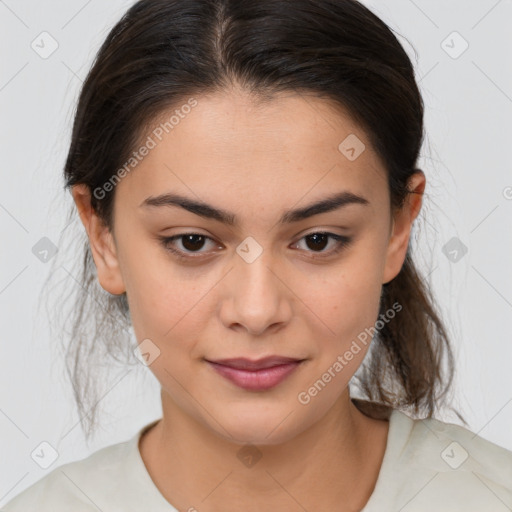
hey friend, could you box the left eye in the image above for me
[159,232,351,260]
[293,232,351,255]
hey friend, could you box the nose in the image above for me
[218,248,292,336]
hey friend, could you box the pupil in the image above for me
[306,233,328,251]
[182,235,205,251]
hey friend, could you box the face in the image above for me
[74,88,423,445]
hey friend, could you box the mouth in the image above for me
[205,356,306,391]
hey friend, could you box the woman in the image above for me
[4,0,512,510]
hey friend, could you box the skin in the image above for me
[72,87,425,511]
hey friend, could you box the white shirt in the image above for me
[3,403,512,511]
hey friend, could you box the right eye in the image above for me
[158,233,223,260]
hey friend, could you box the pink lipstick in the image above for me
[206,356,304,391]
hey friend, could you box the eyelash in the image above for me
[158,232,352,261]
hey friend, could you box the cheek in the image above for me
[303,248,384,373]
[127,273,201,338]
[121,243,220,347]
[315,254,383,331]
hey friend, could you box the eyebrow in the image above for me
[140,190,369,226]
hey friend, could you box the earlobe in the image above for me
[382,171,426,285]
[71,185,126,295]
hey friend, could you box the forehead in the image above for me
[115,89,388,216]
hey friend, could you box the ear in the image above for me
[71,184,126,295]
[382,170,426,285]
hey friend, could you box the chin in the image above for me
[207,404,312,447]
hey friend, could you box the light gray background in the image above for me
[1,0,511,504]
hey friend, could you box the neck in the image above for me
[139,390,390,512]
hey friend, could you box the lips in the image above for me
[205,356,305,391]
[207,356,303,371]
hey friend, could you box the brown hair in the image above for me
[44,0,465,441]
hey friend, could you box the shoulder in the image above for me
[402,410,512,482]
[386,409,512,510]
[1,434,136,512]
